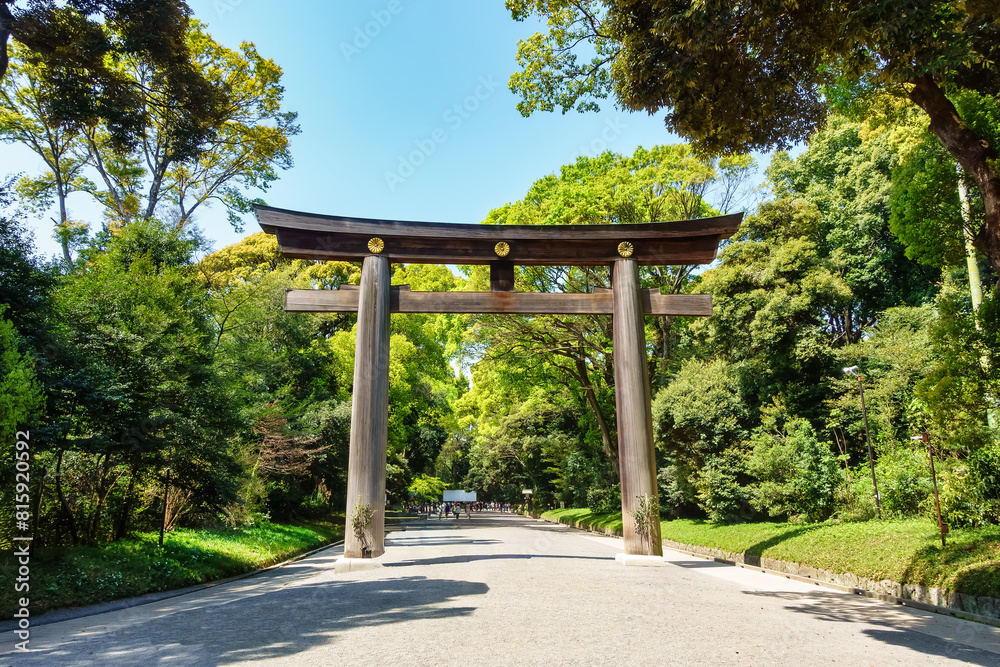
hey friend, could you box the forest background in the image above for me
[2,1,999,559]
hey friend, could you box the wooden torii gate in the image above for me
[256,205,742,559]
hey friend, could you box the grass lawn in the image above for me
[543,508,1000,599]
[2,519,343,617]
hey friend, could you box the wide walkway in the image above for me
[3,512,999,666]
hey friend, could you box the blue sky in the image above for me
[5,0,762,259]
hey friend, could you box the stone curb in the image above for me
[538,515,1000,628]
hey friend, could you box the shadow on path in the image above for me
[668,559,731,569]
[12,575,489,665]
[743,589,1000,666]
[384,553,612,568]
[385,537,503,548]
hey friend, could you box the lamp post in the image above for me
[843,366,881,517]
[911,433,948,547]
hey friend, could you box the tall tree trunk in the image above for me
[53,169,73,266]
[114,463,139,540]
[30,466,47,551]
[143,159,171,222]
[575,356,620,479]
[909,74,1000,281]
[959,172,998,431]
[958,175,985,313]
[0,4,11,81]
[55,451,78,546]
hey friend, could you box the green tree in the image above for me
[0,47,90,264]
[0,307,41,446]
[37,220,243,543]
[769,112,941,342]
[197,232,355,520]
[691,198,852,418]
[652,357,750,518]
[408,473,447,502]
[917,275,1000,457]
[506,1,1000,277]
[0,176,54,338]
[1,0,225,153]
[0,20,298,247]
[79,21,298,232]
[828,306,937,458]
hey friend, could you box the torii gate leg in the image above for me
[344,254,390,558]
[612,259,663,556]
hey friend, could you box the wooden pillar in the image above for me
[612,259,663,556]
[490,261,515,292]
[344,254,391,558]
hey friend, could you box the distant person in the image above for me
[453,503,460,519]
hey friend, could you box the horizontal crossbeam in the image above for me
[256,205,742,266]
[285,287,712,316]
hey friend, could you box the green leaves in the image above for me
[1,19,299,241]
[746,417,840,522]
[508,1,617,116]
[0,308,43,445]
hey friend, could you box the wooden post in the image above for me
[612,259,663,556]
[490,261,515,292]
[344,254,391,558]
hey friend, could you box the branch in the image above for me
[0,2,11,81]
[569,0,610,40]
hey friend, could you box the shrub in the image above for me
[874,446,931,518]
[698,449,753,524]
[935,444,1000,528]
[746,418,839,522]
[586,483,621,514]
[657,462,701,518]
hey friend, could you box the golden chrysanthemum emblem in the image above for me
[617,241,634,258]
[494,241,510,257]
[367,237,385,254]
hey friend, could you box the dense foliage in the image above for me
[506,0,1000,290]
[460,118,998,529]
[2,5,998,562]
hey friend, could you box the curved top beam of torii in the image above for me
[255,205,743,266]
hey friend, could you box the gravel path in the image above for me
[2,512,998,666]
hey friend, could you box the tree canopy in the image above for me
[1,0,223,153]
[507,0,1000,276]
[0,18,298,263]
